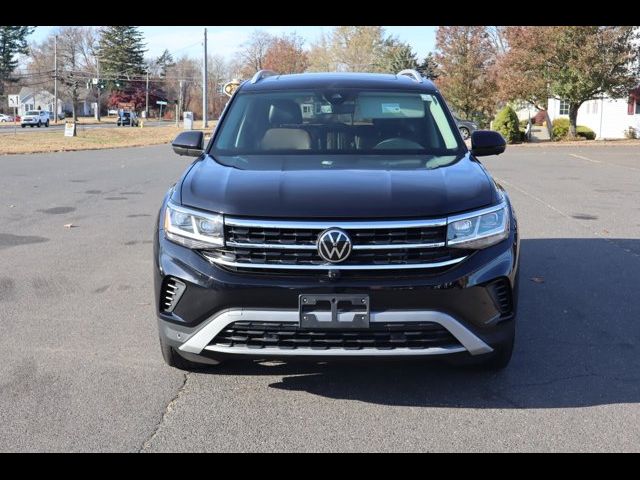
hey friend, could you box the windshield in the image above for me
[26,111,40,115]
[211,89,465,167]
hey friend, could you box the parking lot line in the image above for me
[569,153,601,164]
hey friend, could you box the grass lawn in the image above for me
[0,125,211,155]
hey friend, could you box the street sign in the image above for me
[64,122,76,137]
[156,101,168,105]
[223,80,241,97]
[8,95,19,108]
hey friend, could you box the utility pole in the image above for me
[145,68,149,119]
[96,57,101,122]
[54,35,58,124]
[202,28,208,128]
[178,79,183,126]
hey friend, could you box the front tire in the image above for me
[159,335,220,371]
[447,320,515,371]
[37,121,41,128]
[475,335,514,370]
[45,120,49,127]
[21,124,26,128]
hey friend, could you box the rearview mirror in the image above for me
[470,130,506,157]
[172,131,204,157]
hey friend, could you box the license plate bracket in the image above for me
[299,294,370,329]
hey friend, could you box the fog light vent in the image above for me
[161,277,186,313]
[488,278,513,315]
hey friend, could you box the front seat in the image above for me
[261,100,311,150]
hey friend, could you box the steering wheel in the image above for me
[373,137,424,150]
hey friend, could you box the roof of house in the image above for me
[18,87,55,102]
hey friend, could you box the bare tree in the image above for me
[235,30,273,78]
[308,26,387,72]
[27,26,99,120]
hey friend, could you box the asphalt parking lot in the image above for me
[1,143,639,452]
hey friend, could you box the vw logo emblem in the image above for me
[317,228,352,263]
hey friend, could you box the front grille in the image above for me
[210,321,460,351]
[202,217,470,274]
[227,225,446,246]
[206,246,465,267]
[488,278,513,315]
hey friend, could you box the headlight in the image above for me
[447,203,509,249]
[164,202,224,248]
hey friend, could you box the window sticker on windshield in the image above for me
[381,103,401,114]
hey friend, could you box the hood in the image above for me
[180,153,497,219]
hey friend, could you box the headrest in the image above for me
[261,128,311,150]
[269,100,302,125]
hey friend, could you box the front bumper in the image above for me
[154,197,520,362]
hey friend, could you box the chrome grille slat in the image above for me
[209,217,470,273]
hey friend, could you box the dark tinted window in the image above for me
[213,89,463,156]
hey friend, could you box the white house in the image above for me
[18,87,96,118]
[548,88,640,139]
[18,88,61,117]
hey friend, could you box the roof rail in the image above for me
[397,69,424,83]
[250,70,278,84]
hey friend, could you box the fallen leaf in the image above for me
[530,276,545,284]
[63,223,75,228]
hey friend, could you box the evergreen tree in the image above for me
[98,26,147,90]
[155,49,175,78]
[0,26,35,96]
[418,52,440,80]
[377,39,419,73]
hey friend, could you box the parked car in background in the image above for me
[0,113,14,122]
[116,111,139,126]
[47,111,65,121]
[108,109,119,116]
[21,110,50,128]
[453,115,478,140]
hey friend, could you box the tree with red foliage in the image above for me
[107,80,167,115]
[263,33,308,74]
[435,26,497,127]
[497,26,639,137]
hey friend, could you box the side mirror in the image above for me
[172,131,204,157]
[470,130,506,157]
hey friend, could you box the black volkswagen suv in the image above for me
[154,70,519,370]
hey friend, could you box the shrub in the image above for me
[519,118,529,129]
[492,106,521,144]
[553,118,596,140]
[576,125,596,140]
[552,118,570,140]
[624,127,637,139]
